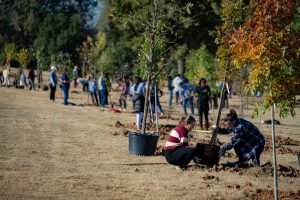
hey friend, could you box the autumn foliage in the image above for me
[228,0,300,117]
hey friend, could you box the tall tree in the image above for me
[0,0,99,69]
[100,0,221,76]
[227,1,300,199]
[229,0,300,117]
[34,12,85,69]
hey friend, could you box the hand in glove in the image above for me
[218,147,226,158]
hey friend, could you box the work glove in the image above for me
[218,147,226,158]
[211,125,218,133]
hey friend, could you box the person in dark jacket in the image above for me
[28,68,35,90]
[61,68,71,105]
[217,109,265,166]
[194,78,211,130]
[130,77,145,129]
[164,115,196,169]
[167,75,174,107]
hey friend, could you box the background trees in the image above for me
[0,0,98,71]
[101,0,221,76]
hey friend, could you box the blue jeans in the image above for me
[183,96,194,116]
[168,89,173,106]
[29,79,35,90]
[150,96,163,114]
[100,90,107,108]
[62,86,69,105]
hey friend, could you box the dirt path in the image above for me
[0,86,299,200]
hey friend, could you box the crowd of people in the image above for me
[0,65,233,131]
[1,65,267,170]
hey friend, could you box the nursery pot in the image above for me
[128,132,159,156]
[195,143,220,167]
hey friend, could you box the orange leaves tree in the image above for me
[229,0,300,118]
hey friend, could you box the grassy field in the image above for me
[0,75,299,199]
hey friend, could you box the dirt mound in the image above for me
[159,114,179,120]
[246,189,300,200]
[185,161,300,178]
[264,144,298,155]
[263,135,300,155]
[265,135,300,146]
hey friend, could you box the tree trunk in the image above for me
[82,63,86,78]
[141,74,151,134]
[177,59,184,75]
[154,81,159,133]
[210,81,226,145]
[271,104,279,200]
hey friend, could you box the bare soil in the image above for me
[1,74,300,200]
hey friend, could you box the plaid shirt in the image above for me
[218,118,265,160]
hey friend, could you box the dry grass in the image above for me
[0,74,300,200]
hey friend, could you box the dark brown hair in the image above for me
[225,109,238,122]
[179,115,196,125]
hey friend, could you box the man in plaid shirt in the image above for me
[217,109,265,166]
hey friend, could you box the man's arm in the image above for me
[222,133,241,151]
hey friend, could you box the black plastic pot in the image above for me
[128,132,159,156]
[298,152,300,167]
[195,143,220,167]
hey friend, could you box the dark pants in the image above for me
[49,84,56,101]
[29,79,35,90]
[119,94,127,109]
[165,147,196,166]
[235,145,264,166]
[197,103,209,130]
[89,91,99,106]
[175,91,179,105]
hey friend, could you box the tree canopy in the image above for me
[0,0,99,69]
[100,0,221,76]
[226,0,300,117]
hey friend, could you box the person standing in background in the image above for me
[88,74,99,106]
[49,66,57,102]
[19,71,27,87]
[72,66,79,88]
[172,74,182,105]
[103,72,111,106]
[3,67,10,87]
[131,77,145,130]
[149,81,164,117]
[98,72,108,110]
[179,81,195,116]
[28,68,35,91]
[61,68,70,105]
[167,75,174,107]
[194,78,211,130]
[119,77,128,110]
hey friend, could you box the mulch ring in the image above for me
[185,161,300,178]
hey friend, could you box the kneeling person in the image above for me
[217,109,265,166]
[164,116,196,169]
